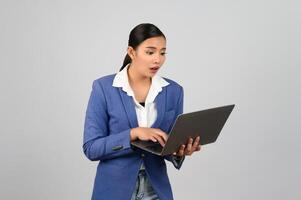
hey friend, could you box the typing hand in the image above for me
[130,127,168,147]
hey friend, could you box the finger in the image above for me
[153,135,165,147]
[185,138,193,154]
[150,136,157,143]
[155,129,169,143]
[192,136,200,150]
[196,146,201,151]
[178,145,185,156]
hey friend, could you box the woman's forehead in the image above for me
[140,37,166,49]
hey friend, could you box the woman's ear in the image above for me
[127,46,136,60]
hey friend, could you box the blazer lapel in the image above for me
[118,87,139,128]
[151,88,166,128]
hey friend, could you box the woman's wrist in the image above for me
[130,128,138,141]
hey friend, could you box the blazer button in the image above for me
[141,153,145,157]
[112,145,123,151]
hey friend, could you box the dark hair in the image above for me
[119,23,166,71]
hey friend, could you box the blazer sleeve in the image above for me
[164,86,186,170]
[82,80,134,161]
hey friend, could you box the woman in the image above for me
[83,23,201,200]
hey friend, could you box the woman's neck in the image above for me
[127,63,151,87]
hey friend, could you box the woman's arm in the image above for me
[82,80,134,161]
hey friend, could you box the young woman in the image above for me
[83,23,201,200]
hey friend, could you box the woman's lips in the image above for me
[150,67,159,73]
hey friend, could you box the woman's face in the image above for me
[128,36,167,78]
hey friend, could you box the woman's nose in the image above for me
[153,53,161,63]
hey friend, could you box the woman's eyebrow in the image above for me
[145,46,166,50]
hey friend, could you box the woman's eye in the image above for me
[146,51,167,55]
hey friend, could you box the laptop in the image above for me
[130,104,235,156]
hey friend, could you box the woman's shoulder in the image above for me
[92,73,117,87]
[161,76,183,90]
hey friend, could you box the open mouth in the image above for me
[150,67,159,73]
[150,67,159,70]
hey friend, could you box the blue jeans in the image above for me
[131,169,159,200]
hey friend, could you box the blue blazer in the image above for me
[83,73,184,200]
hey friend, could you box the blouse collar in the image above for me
[112,63,170,105]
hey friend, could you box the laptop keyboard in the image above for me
[146,144,163,153]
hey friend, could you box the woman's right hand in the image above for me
[130,127,168,147]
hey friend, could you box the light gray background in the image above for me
[1,0,300,199]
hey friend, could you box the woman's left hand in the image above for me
[173,136,201,156]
